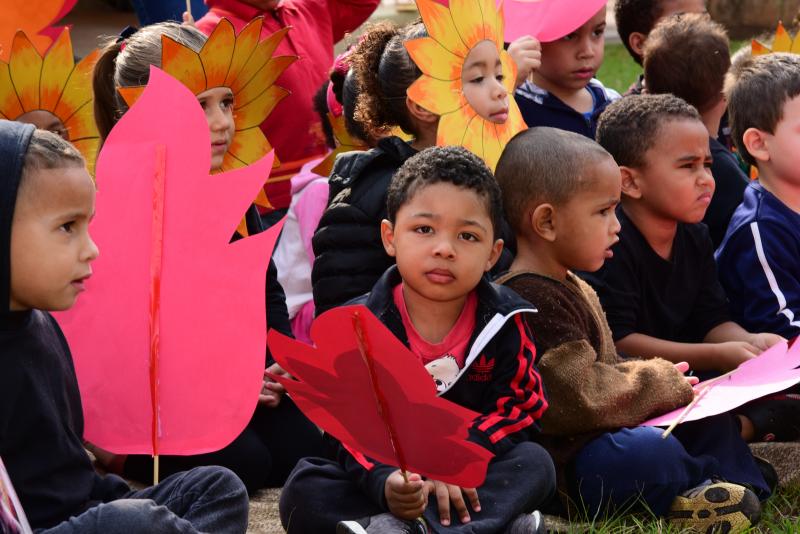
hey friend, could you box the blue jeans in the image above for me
[40,466,248,534]
[130,0,208,25]
[569,414,771,517]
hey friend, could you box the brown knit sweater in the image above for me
[498,271,694,473]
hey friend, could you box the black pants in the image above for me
[279,441,556,533]
[124,397,324,494]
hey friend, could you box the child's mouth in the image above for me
[71,274,91,291]
[426,269,455,284]
[573,68,595,80]
[489,109,509,123]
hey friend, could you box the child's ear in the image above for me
[531,203,557,242]
[628,32,647,61]
[742,128,771,164]
[485,238,504,272]
[619,166,643,200]
[380,219,397,257]
[406,98,438,124]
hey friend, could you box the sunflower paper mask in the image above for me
[752,22,800,55]
[0,29,100,174]
[405,0,526,171]
[0,0,76,61]
[119,17,295,181]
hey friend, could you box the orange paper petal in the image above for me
[9,32,43,112]
[161,36,207,95]
[39,29,73,110]
[200,19,236,88]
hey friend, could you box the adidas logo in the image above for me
[468,355,494,382]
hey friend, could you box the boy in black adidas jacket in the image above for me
[280,146,555,534]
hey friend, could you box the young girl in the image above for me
[91,21,324,492]
[273,50,370,343]
[310,21,432,317]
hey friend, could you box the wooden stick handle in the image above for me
[661,386,711,439]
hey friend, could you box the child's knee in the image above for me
[511,441,557,490]
[577,427,686,476]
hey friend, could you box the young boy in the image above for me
[494,126,769,531]
[514,5,620,139]
[614,0,708,94]
[585,95,792,442]
[716,53,800,340]
[643,13,748,247]
[279,146,556,534]
[0,121,249,533]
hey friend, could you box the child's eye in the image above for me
[459,232,478,241]
[221,97,234,110]
[470,76,484,84]
[496,73,505,82]
[414,226,433,234]
[562,33,575,41]
[60,221,74,233]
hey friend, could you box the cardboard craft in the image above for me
[406,0,526,171]
[268,305,494,488]
[642,340,800,428]
[0,29,100,175]
[752,22,800,55]
[0,0,76,61]
[56,67,279,456]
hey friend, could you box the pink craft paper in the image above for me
[268,305,494,488]
[55,66,279,455]
[501,0,607,43]
[642,340,800,428]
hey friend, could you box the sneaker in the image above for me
[337,514,428,534]
[737,391,800,442]
[668,481,761,532]
[753,455,779,494]
[505,510,547,534]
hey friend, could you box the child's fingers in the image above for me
[264,381,286,394]
[448,486,471,524]
[464,487,481,512]
[434,482,452,526]
[674,361,690,374]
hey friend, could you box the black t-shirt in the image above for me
[704,137,749,248]
[581,208,730,344]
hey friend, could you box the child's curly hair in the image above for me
[349,20,426,140]
[387,146,503,238]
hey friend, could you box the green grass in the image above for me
[547,484,800,532]
[596,41,750,95]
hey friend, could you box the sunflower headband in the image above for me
[119,17,295,183]
[405,0,526,171]
[0,29,100,174]
[752,22,800,55]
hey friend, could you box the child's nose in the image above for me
[83,233,100,262]
[492,78,507,99]
[433,238,456,258]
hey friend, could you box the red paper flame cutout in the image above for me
[268,305,494,488]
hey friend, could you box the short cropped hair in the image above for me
[644,13,730,113]
[495,127,613,234]
[22,130,85,181]
[386,146,503,238]
[615,0,667,64]
[596,94,701,169]
[725,53,800,167]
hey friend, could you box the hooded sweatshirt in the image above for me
[0,120,128,529]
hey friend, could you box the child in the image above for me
[514,4,620,139]
[585,94,794,442]
[192,0,381,214]
[281,146,556,534]
[716,53,800,340]
[0,121,249,532]
[494,126,769,531]
[312,19,531,315]
[642,13,748,247]
[614,0,708,94]
[92,22,324,491]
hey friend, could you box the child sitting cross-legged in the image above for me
[495,126,770,532]
[279,146,556,534]
[0,121,249,533]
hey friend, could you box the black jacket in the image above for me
[332,266,548,509]
[0,120,129,529]
[311,136,417,316]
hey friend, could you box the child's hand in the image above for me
[507,35,541,89]
[258,363,288,408]
[423,480,480,526]
[385,470,427,520]
[674,361,699,387]
[747,332,785,352]
[712,341,760,371]
[182,11,196,26]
